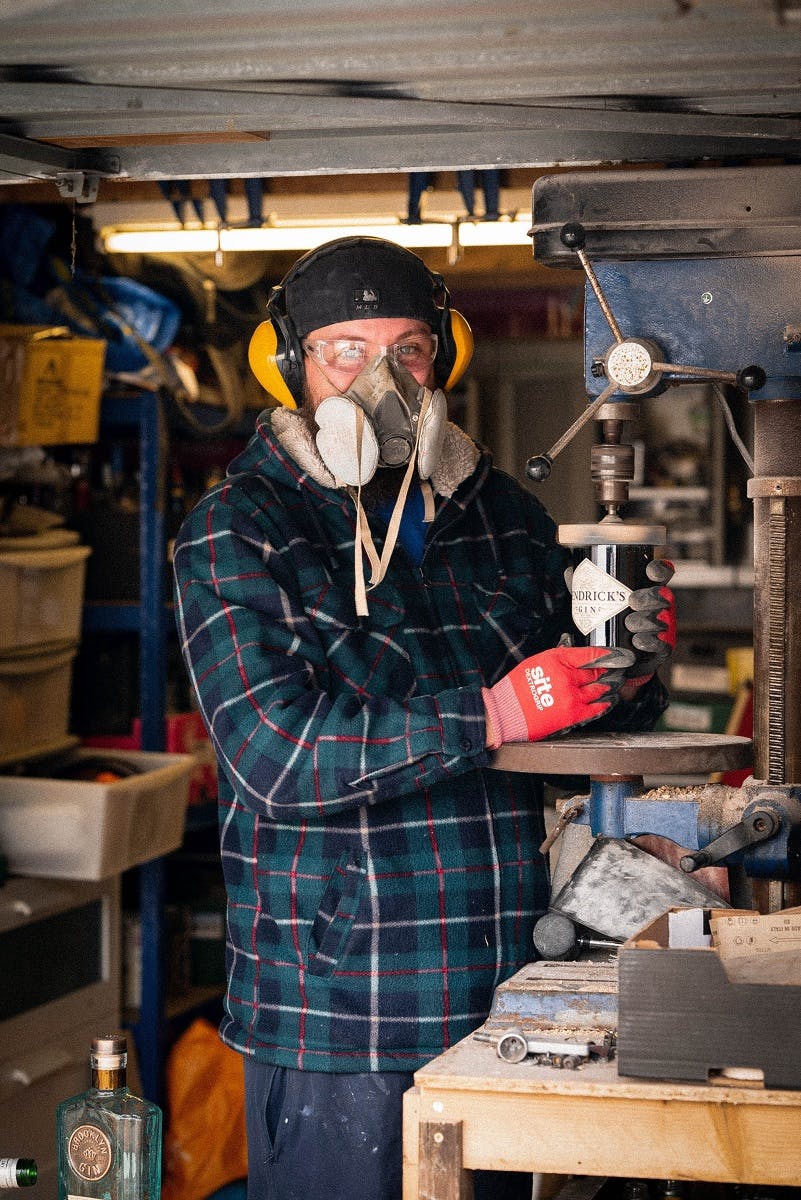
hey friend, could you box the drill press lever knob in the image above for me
[560,222,587,251]
[737,365,767,392]
[526,453,553,481]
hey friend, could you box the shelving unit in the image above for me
[82,389,169,1103]
[79,391,254,1102]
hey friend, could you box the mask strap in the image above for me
[353,407,380,616]
[351,388,434,617]
[420,479,435,522]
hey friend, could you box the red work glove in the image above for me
[482,645,635,749]
[621,559,676,699]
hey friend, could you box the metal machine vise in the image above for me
[568,777,801,879]
[529,164,801,891]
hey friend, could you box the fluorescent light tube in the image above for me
[103,222,455,254]
[457,217,532,247]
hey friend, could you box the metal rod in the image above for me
[651,362,739,383]
[577,248,624,343]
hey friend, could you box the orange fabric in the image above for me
[162,1018,247,1200]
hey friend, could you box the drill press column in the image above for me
[750,397,801,787]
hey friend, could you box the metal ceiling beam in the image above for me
[2,2,801,108]
[1,0,800,96]
[91,122,801,182]
[0,131,120,190]
[3,83,801,141]
[2,90,800,187]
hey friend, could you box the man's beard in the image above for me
[360,466,407,511]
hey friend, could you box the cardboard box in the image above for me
[0,324,106,446]
[710,907,801,962]
[618,907,801,1089]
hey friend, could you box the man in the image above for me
[173,237,673,1200]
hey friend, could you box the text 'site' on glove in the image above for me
[482,645,635,750]
[622,558,677,698]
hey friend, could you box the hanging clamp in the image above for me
[55,171,101,204]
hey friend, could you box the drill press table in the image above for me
[490,731,753,777]
[402,1033,801,1199]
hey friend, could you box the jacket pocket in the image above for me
[306,848,367,977]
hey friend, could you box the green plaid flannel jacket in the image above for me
[173,409,665,1072]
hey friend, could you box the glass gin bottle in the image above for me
[56,1036,162,1200]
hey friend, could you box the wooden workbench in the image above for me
[402,1032,801,1199]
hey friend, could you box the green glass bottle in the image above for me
[56,1035,162,1200]
[0,1160,37,1188]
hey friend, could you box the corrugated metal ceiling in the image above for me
[1,0,801,194]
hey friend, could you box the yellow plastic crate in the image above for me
[0,324,106,446]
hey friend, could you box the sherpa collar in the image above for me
[270,406,481,500]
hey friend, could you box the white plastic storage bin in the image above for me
[0,543,91,651]
[0,643,77,763]
[0,749,193,879]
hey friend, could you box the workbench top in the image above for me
[414,1032,801,1107]
[404,1032,801,1196]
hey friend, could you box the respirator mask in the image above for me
[311,349,447,616]
[313,352,447,487]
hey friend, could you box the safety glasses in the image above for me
[304,333,438,374]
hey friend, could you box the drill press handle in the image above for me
[526,222,765,488]
[562,221,766,394]
[679,807,780,873]
[525,380,617,480]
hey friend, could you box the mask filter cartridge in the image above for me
[314,355,446,487]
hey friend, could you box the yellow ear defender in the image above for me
[248,319,299,410]
[441,308,474,392]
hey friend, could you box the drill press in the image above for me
[480,163,801,1045]
[495,162,801,916]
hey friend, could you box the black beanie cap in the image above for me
[284,237,442,338]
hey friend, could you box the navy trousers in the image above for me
[244,1060,533,1200]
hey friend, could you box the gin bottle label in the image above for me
[570,557,632,636]
[66,1126,112,1183]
